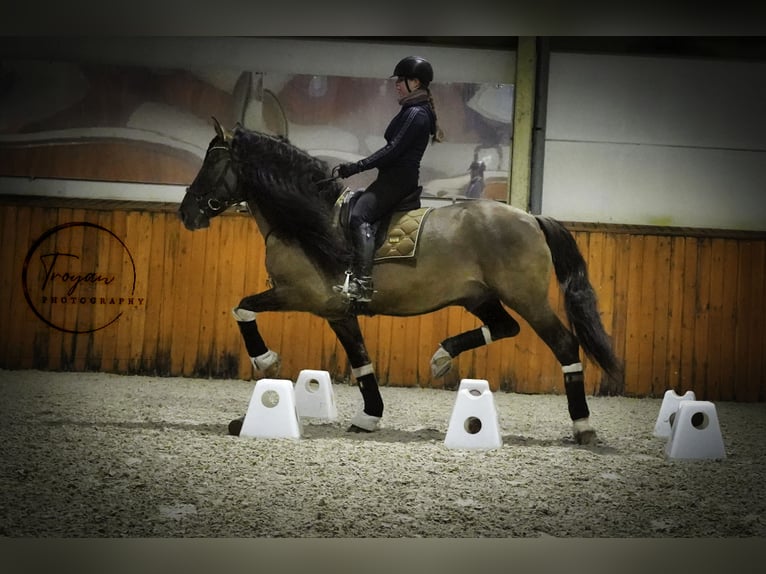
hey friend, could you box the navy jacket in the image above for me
[358,100,436,176]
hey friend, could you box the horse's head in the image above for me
[179,117,244,230]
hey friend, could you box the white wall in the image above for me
[541,52,766,231]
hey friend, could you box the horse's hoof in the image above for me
[262,356,282,378]
[430,346,453,378]
[572,418,597,445]
[252,350,281,378]
[347,424,373,433]
[228,416,245,436]
[575,429,597,445]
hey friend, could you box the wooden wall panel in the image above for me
[665,236,686,395]
[8,206,33,370]
[0,206,14,362]
[141,212,167,373]
[1,199,764,402]
[650,236,672,397]
[678,238,699,395]
[603,233,630,395]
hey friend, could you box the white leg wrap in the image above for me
[251,349,279,372]
[572,417,592,433]
[232,307,257,322]
[350,411,381,431]
[430,345,453,378]
[351,363,374,378]
[562,362,583,373]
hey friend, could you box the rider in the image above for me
[334,55,443,303]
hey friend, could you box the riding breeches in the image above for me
[349,169,419,229]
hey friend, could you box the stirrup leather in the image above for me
[333,270,354,295]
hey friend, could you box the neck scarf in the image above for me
[398,88,430,106]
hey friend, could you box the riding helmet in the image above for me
[392,56,433,87]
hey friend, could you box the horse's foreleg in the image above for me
[328,316,383,432]
[232,289,285,378]
[227,289,285,435]
[430,299,520,378]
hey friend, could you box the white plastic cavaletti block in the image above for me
[294,369,337,421]
[665,400,726,460]
[654,389,696,437]
[240,378,302,439]
[444,379,503,450]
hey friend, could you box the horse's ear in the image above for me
[211,116,236,144]
[212,116,224,139]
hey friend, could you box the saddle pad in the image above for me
[374,207,432,261]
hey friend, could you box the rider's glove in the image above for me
[337,161,362,178]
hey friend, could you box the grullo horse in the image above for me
[179,119,621,444]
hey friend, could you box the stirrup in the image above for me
[333,272,374,303]
[347,278,374,303]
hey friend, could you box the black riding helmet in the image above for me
[392,56,433,88]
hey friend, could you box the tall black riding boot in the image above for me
[347,221,376,303]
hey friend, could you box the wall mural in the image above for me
[0,59,514,201]
[0,59,248,185]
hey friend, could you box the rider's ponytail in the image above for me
[427,89,444,143]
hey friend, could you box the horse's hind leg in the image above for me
[430,299,520,378]
[328,316,383,432]
[521,304,596,445]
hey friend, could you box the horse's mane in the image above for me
[231,128,351,274]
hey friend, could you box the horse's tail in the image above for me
[535,215,622,381]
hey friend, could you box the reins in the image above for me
[316,165,341,186]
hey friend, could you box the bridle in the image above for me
[190,141,241,216]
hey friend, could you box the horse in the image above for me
[178,118,622,445]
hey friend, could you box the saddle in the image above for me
[334,187,432,262]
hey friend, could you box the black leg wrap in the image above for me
[236,320,269,358]
[492,315,520,338]
[357,373,383,417]
[564,371,590,421]
[441,327,489,357]
[469,299,520,339]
